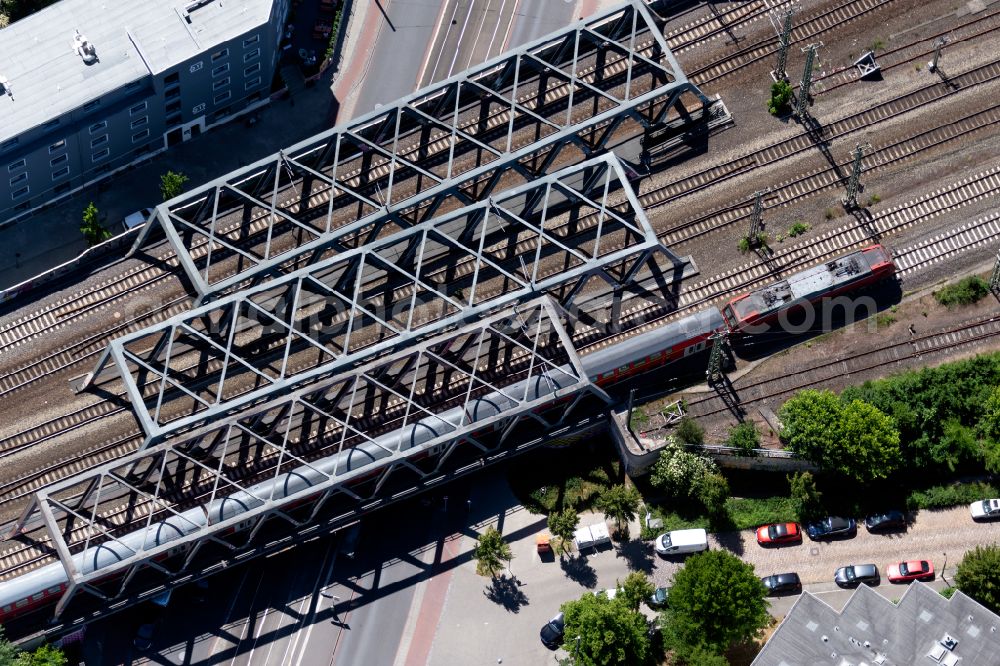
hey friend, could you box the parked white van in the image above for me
[654,528,709,556]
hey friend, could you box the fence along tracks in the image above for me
[684,314,1000,420]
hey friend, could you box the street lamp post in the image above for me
[574,635,582,664]
[942,552,949,586]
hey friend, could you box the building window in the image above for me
[213,77,230,91]
[213,90,231,104]
[212,63,230,77]
[48,139,66,154]
[165,87,181,101]
[189,61,204,74]
[1,138,19,152]
[130,101,148,116]
[243,34,259,48]
[83,99,101,111]
[9,172,27,187]
[126,80,143,91]
[54,182,72,195]
[131,116,149,129]
[165,72,180,85]
[132,129,150,143]
[211,48,229,62]
[49,153,68,167]
[192,102,206,114]
[92,148,110,163]
[51,166,70,180]
[7,158,26,172]
[43,118,60,129]
[244,62,261,77]
[166,112,182,127]
[11,186,29,200]
[89,121,107,134]
[245,76,262,90]
[166,100,182,114]
[243,48,260,63]
[90,135,108,149]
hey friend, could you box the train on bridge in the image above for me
[0,245,896,623]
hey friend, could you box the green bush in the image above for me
[768,80,793,115]
[788,221,809,237]
[675,417,704,445]
[737,236,751,254]
[934,276,991,307]
[726,422,760,456]
[906,481,1000,510]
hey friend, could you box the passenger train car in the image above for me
[0,246,896,623]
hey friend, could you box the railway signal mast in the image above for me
[748,188,769,245]
[772,8,796,82]
[842,142,872,209]
[991,249,1000,292]
[706,332,729,383]
[796,43,821,119]
[928,37,947,73]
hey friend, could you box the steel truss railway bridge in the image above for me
[1,0,730,636]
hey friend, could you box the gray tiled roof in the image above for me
[754,583,1000,666]
[0,0,274,142]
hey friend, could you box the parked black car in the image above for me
[648,587,669,609]
[864,510,907,533]
[761,573,802,596]
[540,612,565,649]
[806,516,857,540]
[835,563,880,588]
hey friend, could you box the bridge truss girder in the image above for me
[88,154,690,442]
[134,0,715,301]
[15,298,610,620]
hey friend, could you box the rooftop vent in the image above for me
[0,75,10,99]
[940,634,958,651]
[73,30,99,65]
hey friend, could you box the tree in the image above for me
[80,201,111,246]
[618,571,655,612]
[547,507,579,558]
[473,526,512,579]
[662,550,769,653]
[675,417,704,445]
[596,484,642,539]
[560,590,651,665]
[682,646,729,666]
[695,472,729,518]
[978,386,1000,444]
[0,626,19,666]
[768,80,793,115]
[779,390,901,483]
[16,644,67,666]
[160,170,189,201]
[727,422,760,456]
[650,437,719,500]
[788,470,823,521]
[955,544,1000,614]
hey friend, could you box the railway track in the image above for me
[893,210,1000,277]
[683,313,1000,419]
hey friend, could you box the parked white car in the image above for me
[122,207,153,232]
[655,528,709,556]
[970,499,1000,521]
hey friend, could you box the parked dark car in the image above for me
[835,563,880,588]
[761,573,802,596]
[806,516,857,540]
[540,612,565,649]
[648,587,669,609]
[864,510,907,533]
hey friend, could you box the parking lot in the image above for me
[423,482,1000,664]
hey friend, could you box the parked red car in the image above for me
[756,522,802,546]
[886,559,934,583]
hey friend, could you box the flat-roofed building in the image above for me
[0,0,290,226]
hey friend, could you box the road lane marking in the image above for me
[446,0,479,78]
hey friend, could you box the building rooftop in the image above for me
[753,583,1000,666]
[0,0,274,143]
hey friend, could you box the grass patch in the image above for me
[824,208,836,220]
[507,445,621,515]
[907,480,1000,511]
[867,193,881,206]
[788,221,809,237]
[934,276,991,307]
[875,313,896,327]
[768,80,793,115]
[725,496,799,529]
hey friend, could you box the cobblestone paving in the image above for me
[648,506,1000,591]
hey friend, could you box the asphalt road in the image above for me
[352,0,579,117]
